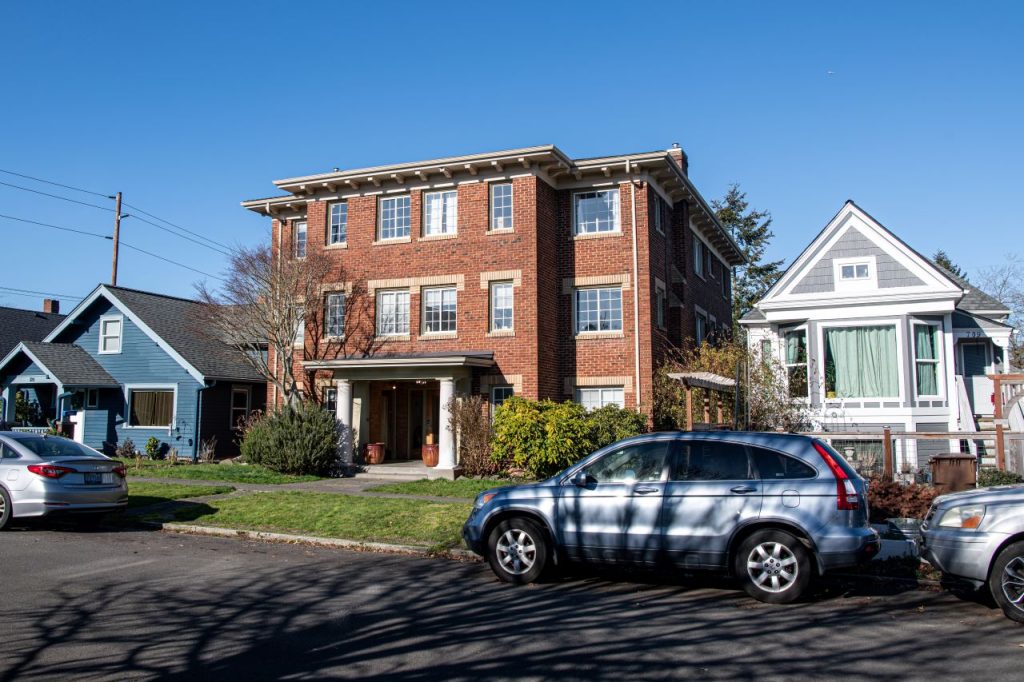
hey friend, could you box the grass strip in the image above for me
[128,482,236,509]
[117,458,321,484]
[170,491,471,549]
[365,478,524,498]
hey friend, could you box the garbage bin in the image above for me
[931,453,977,494]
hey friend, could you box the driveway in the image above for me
[0,525,1020,681]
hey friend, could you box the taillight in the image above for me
[813,441,860,511]
[27,464,76,479]
[112,464,126,478]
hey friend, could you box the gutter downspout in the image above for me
[195,382,210,461]
[627,160,642,410]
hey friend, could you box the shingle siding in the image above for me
[791,228,924,294]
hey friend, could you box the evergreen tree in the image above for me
[712,184,783,331]
[932,250,967,280]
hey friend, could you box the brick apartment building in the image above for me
[243,144,742,472]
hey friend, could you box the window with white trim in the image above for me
[693,235,705,278]
[378,195,411,240]
[840,262,871,281]
[490,182,513,230]
[574,189,620,235]
[914,324,941,396]
[576,387,625,410]
[490,281,513,332]
[323,386,337,413]
[422,286,457,333]
[423,190,458,236]
[490,385,514,419]
[293,306,305,347]
[325,293,345,338]
[128,389,174,427]
[783,329,809,398]
[328,202,347,245]
[230,386,251,429]
[376,289,410,336]
[293,220,307,258]
[575,287,623,334]
[99,316,122,354]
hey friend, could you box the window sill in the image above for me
[373,236,412,245]
[376,334,410,342]
[487,329,515,338]
[575,331,625,340]
[324,242,348,250]
[418,331,457,340]
[419,233,458,242]
[572,230,622,241]
[488,227,514,235]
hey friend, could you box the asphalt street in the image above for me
[1,524,1021,681]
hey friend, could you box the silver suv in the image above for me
[463,431,880,603]
[920,485,1024,623]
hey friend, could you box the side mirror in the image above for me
[571,471,594,488]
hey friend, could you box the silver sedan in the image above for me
[0,432,128,529]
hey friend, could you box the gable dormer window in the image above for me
[833,256,877,291]
[840,262,870,280]
[99,315,123,354]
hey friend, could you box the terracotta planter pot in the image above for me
[365,443,386,465]
[422,443,439,468]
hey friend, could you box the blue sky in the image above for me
[2,0,1021,307]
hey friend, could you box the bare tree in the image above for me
[196,244,379,405]
[977,254,1024,369]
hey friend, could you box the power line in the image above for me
[123,201,232,251]
[0,179,115,212]
[0,285,83,301]
[0,212,111,239]
[120,240,225,281]
[0,167,110,198]
[125,214,232,256]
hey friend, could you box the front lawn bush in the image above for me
[978,468,1024,488]
[588,404,647,450]
[240,402,339,476]
[867,476,939,523]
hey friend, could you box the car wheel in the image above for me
[0,487,11,531]
[989,541,1024,624]
[735,529,812,604]
[487,517,548,585]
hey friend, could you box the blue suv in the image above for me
[463,431,880,603]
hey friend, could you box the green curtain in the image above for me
[785,331,806,364]
[825,326,898,398]
[915,325,938,395]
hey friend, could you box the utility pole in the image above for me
[111,191,122,286]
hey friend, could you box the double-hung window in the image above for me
[693,235,705,278]
[230,387,250,429]
[325,293,345,338]
[423,287,457,333]
[914,324,940,396]
[99,315,122,354]
[655,283,667,329]
[490,281,513,332]
[490,385,514,419]
[490,183,513,230]
[423,190,458,236]
[652,196,664,234]
[376,289,410,336]
[576,387,625,410]
[721,265,730,298]
[783,329,809,398]
[378,196,411,240]
[575,287,622,334]
[574,189,620,235]
[323,387,337,414]
[293,220,307,258]
[328,202,347,245]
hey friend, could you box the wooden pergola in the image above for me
[667,371,737,431]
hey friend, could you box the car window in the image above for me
[674,441,752,481]
[584,441,671,483]
[14,437,103,460]
[0,443,19,459]
[752,448,817,479]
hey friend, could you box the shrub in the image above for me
[447,395,496,477]
[978,468,1024,488]
[491,397,547,475]
[240,401,339,476]
[116,437,137,459]
[867,476,940,523]
[198,436,218,463]
[145,436,164,460]
[492,398,597,479]
[588,404,647,450]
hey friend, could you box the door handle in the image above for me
[634,486,660,495]
[730,485,757,494]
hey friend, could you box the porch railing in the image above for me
[11,426,49,435]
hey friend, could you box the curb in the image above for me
[158,522,483,562]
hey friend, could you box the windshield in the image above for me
[16,437,106,460]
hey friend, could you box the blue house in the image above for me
[0,285,266,457]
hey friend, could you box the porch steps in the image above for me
[972,417,998,468]
[353,461,457,482]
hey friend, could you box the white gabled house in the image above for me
[741,201,1014,469]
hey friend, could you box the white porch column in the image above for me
[335,379,354,468]
[437,377,456,470]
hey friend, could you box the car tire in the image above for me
[989,541,1024,624]
[486,517,548,585]
[0,487,11,531]
[734,529,812,604]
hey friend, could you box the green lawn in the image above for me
[170,491,471,549]
[365,478,524,498]
[128,482,236,509]
[118,459,322,485]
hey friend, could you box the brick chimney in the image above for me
[43,298,59,314]
[667,142,689,176]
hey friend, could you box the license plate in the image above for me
[84,472,102,485]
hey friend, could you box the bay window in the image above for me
[824,325,899,398]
